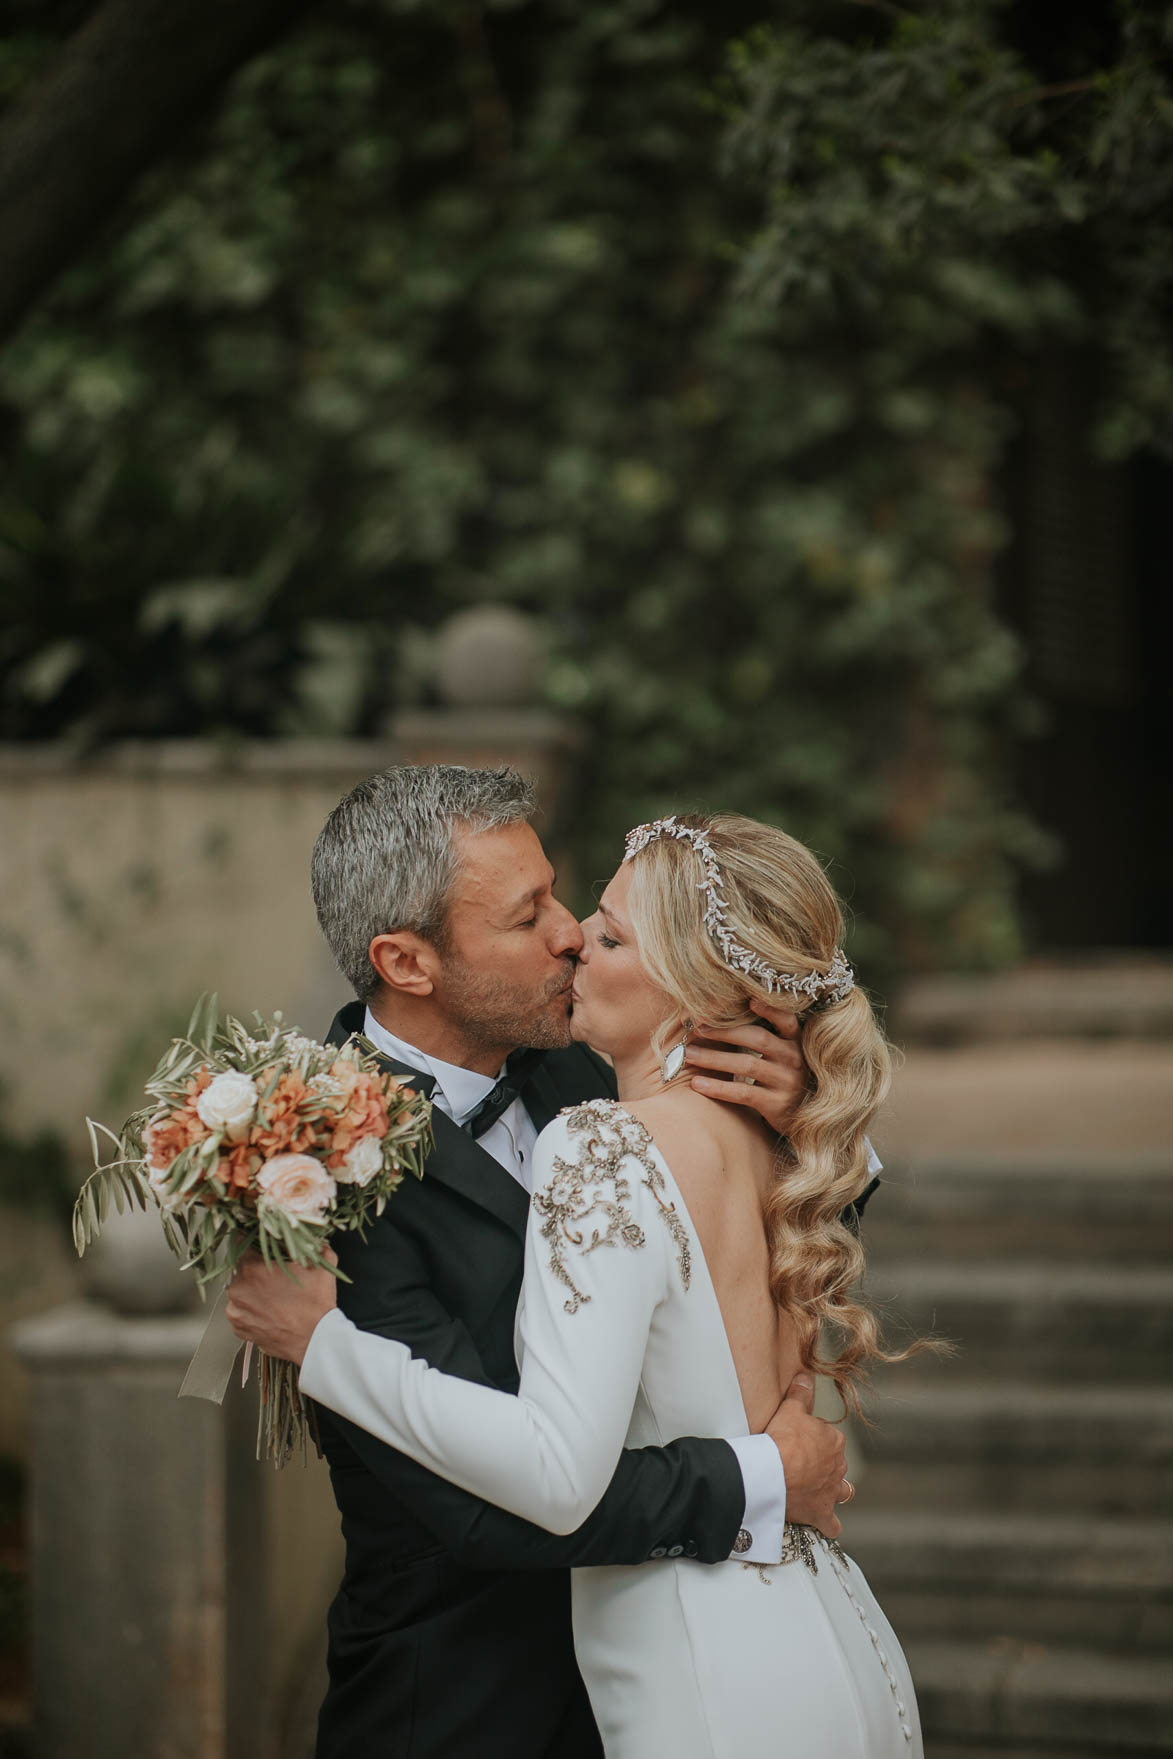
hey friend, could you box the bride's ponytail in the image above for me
[768,986,901,1417]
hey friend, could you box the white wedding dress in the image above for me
[300,1100,922,1758]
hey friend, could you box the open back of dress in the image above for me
[527,1103,920,1759]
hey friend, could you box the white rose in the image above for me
[335,1134,383,1187]
[195,1071,258,1142]
[256,1153,336,1224]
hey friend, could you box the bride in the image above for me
[238,812,921,1758]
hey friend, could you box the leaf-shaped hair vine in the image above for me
[623,816,855,1005]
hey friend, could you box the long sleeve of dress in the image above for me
[300,1101,693,1535]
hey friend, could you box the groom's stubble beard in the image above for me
[438,951,577,1055]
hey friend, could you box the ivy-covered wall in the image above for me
[2,0,1170,976]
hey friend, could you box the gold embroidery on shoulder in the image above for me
[533,1100,692,1314]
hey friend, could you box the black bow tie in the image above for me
[464,1049,544,1140]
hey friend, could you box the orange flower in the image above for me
[221,1143,259,1194]
[145,1068,215,1170]
[249,1070,316,1160]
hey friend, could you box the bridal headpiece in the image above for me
[623,816,855,1006]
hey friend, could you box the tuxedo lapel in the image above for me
[524,1043,617,1134]
[523,1061,565,1135]
[424,1107,531,1241]
[325,1003,530,1243]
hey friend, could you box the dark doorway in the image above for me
[1000,358,1172,951]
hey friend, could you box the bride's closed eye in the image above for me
[597,932,619,950]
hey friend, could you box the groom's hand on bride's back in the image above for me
[766,1372,848,1539]
[685,999,807,1137]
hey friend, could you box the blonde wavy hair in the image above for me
[625,812,910,1417]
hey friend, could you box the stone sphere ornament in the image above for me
[80,1199,198,1316]
[434,605,545,708]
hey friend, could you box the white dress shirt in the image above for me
[360,1009,800,1563]
[362,1010,540,1190]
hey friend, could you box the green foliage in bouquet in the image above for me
[3,0,1171,973]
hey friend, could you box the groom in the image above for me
[229,765,862,1759]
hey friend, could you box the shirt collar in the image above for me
[361,1009,502,1127]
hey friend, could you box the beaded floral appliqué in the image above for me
[742,1522,846,1585]
[534,1101,692,1314]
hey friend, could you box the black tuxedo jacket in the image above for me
[314,1003,748,1759]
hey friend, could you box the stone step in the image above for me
[869,1261,1173,1381]
[863,1154,1173,1264]
[925,1749,1157,1759]
[906,1638,1173,1753]
[891,956,1173,1043]
[844,1510,1173,1654]
[860,1381,1173,1517]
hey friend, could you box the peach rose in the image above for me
[255,1153,336,1224]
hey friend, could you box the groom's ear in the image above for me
[368,931,440,998]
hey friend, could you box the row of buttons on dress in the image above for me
[648,1541,699,1558]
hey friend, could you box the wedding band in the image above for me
[744,1050,764,1087]
[837,1479,855,1505]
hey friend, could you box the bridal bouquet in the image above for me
[74,994,432,1463]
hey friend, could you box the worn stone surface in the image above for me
[854,991,1173,1754]
[891,955,1173,1043]
[906,1640,1173,1752]
[11,1303,342,1759]
[872,1038,1172,1162]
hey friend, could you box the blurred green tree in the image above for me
[1,0,1169,971]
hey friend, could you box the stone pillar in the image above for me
[390,604,583,850]
[12,1304,262,1759]
[11,1210,339,1759]
[3,618,586,1755]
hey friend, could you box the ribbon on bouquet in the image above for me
[178,1280,253,1403]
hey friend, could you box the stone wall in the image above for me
[0,741,397,1454]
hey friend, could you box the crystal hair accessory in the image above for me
[623,816,856,1006]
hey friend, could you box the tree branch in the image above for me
[1010,77,1101,108]
[0,0,309,345]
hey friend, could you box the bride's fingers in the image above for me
[685,1042,801,1084]
[688,1073,777,1107]
[748,997,802,1038]
[691,1022,807,1087]
[693,1019,797,1056]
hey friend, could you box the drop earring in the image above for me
[660,1022,692,1083]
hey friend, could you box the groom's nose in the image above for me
[549,900,583,958]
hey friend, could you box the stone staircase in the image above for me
[847,1151,1173,1756]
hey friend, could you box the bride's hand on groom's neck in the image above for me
[683,1001,807,1138]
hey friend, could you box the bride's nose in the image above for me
[577,913,597,959]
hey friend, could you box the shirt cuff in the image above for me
[865,1136,882,1176]
[726,1433,788,1564]
[298,1305,354,1400]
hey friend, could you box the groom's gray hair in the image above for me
[312,764,538,1001]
